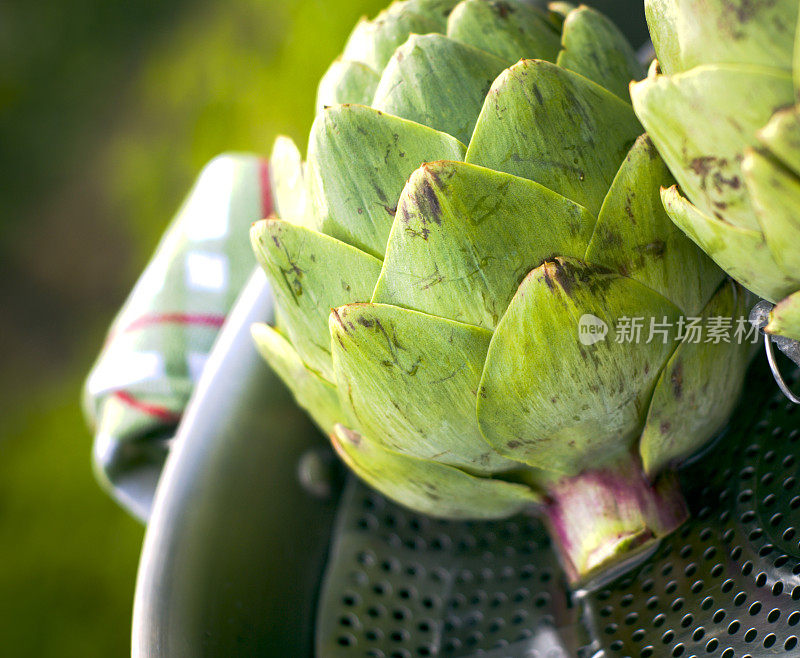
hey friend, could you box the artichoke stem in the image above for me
[540,453,687,584]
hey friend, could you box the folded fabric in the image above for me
[84,153,272,519]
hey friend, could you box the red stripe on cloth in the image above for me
[122,313,226,334]
[259,159,274,217]
[113,391,182,424]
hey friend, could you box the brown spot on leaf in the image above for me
[427,164,444,187]
[331,307,346,330]
[726,0,776,23]
[623,192,637,224]
[689,156,741,193]
[495,0,514,18]
[637,240,666,258]
[417,176,442,225]
[689,156,715,182]
[715,173,740,191]
[660,420,671,434]
[407,227,430,240]
[641,135,659,160]
[602,231,624,247]
[671,362,683,400]
[398,204,411,225]
[547,259,575,296]
[420,270,444,289]
[507,440,522,449]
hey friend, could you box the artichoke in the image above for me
[251,0,753,581]
[631,0,800,342]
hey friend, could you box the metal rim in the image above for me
[765,333,800,405]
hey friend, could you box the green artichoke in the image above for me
[631,0,800,342]
[251,0,753,581]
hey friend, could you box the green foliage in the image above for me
[0,381,143,657]
[107,0,388,262]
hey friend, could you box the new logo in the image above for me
[578,314,608,345]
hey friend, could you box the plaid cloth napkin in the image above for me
[84,153,272,518]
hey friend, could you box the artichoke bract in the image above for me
[631,0,800,342]
[252,0,753,581]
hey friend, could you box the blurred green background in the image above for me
[0,0,388,654]
[0,0,646,654]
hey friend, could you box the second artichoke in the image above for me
[632,0,800,342]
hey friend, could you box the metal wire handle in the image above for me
[750,300,800,405]
[765,332,800,404]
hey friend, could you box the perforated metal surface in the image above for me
[584,362,800,658]
[315,480,593,658]
[316,359,800,657]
